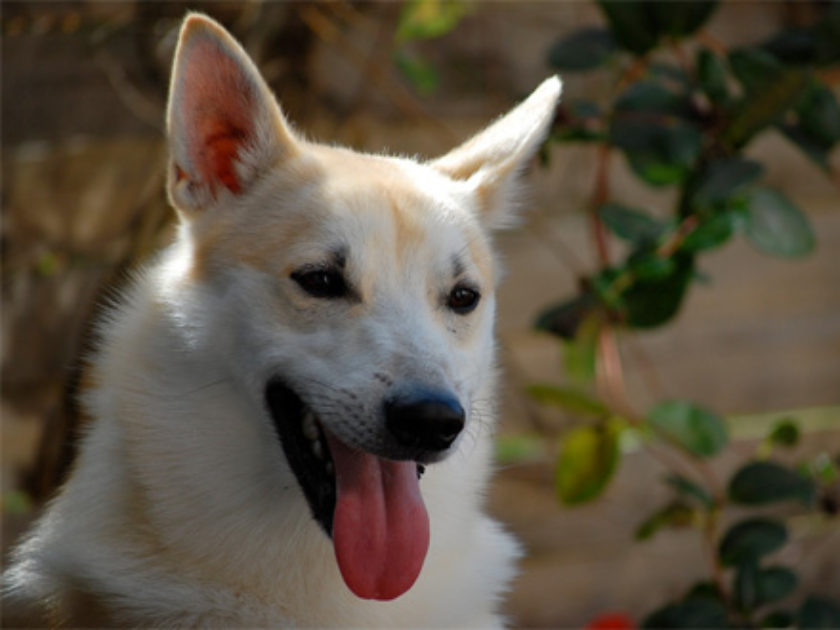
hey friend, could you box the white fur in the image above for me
[2,13,560,628]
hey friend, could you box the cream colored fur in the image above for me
[2,13,560,628]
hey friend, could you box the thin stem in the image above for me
[657,214,700,258]
[596,326,635,420]
[590,144,612,267]
[696,30,728,57]
[669,39,694,77]
[595,325,729,603]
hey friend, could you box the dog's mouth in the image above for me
[265,379,429,601]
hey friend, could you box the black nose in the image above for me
[385,390,465,452]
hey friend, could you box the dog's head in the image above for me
[161,14,560,601]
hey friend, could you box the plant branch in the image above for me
[296,4,456,143]
[596,326,634,420]
[589,144,612,267]
[669,39,693,77]
[696,30,728,57]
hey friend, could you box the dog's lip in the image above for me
[265,379,337,535]
[264,379,427,538]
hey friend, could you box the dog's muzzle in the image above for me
[264,378,465,601]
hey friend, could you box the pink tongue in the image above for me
[326,434,430,601]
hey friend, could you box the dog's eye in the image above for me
[447,285,480,314]
[291,268,348,299]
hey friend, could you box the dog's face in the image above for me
[162,14,560,602]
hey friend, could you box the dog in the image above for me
[2,13,560,627]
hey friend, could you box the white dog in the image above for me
[2,13,560,627]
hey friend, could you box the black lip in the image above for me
[265,378,429,537]
[265,379,336,536]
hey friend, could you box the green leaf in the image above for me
[761,27,824,65]
[797,597,840,629]
[761,610,794,628]
[649,63,692,90]
[642,599,729,629]
[621,252,694,327]
[597,1,659,56]
[756,566,798,606]
[729,460,816,505]
[36,250,62,277]
[776,81,840,170]
[495,433,545,465]
[777,122,831,171]
[553,127,607,144]
[697,48,731,105]
[735,559,760,613]
[562,314,601,384]
[615,81,688,115]
[535,292,598,340]
[767,418,800,448]
[527,384,608,418]
[555,419,622,505]
[610,117,702,186]
[628,251,677,281]
[570,100,602,119]
[2,490,33,516]
[553,101,606,143]
[692,158,765,208]
[719,517,788,566]
[665,474,714,509]
[734,564,798,615]
[598,203,668,244]
[684,581,725,604]
[547,27,617,71]
[681,212,736,253]
[647,400,728,457]
[729,47,784,93]
[723,53,809,148]
[393,51,440,95]
[395,0,471,42]
[591,267,625,312]
[738,564,797,613]
[761,14,840,67]
[808,452,839,485]
[649,1,718,39]
[635,500,695,541]
[796,81,840,149]
[744,187,815,258]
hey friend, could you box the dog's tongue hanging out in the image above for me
[326,434,430,600]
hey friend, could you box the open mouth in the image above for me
[265,379,430,601]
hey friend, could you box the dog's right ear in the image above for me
[166,13,297,213]
[431,76,561,230]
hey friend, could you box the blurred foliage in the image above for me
[528,0,840,627]
[393,0,472,94]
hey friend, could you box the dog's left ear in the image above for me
[166,13,298,213]
[431,76,561,229]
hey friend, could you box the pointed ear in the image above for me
[431,76,561,229]
[165,13,298,212]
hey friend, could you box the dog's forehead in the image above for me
[302,145,490,269]
[312,145,469,219]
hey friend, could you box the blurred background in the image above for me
[2,2,838,628]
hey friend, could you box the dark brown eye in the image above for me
[447,285,480,314]
[291,268,348,299]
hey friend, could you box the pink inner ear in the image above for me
[177,36,257,195]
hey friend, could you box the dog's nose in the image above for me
[385,390,465,452]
